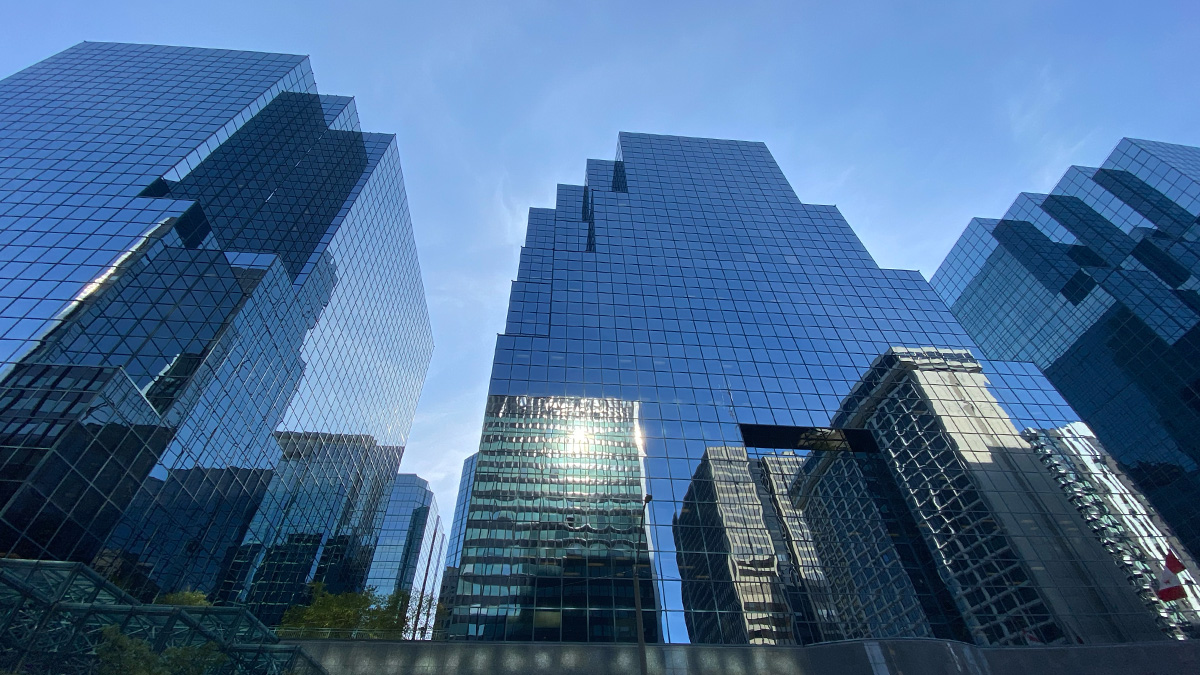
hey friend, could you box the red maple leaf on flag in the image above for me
[1156,550,1187,602]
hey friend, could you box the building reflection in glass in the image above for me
[218,433,402,625]
[450,133,1189,643]
[806,347,1169,644]
[932,139,1200,560]
[0,43,433,625]
[1024,423,1200,636]
[447,395,656,643]
[673,445,840,645]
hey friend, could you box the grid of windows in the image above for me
[222,433,403,625]
[932,137,1200,562]
[365,474,446,640]
[444,453,478,572]
[0,42,433,626]
[436,452,478,635]
[448,134,1181,645]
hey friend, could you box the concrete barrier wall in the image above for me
[290,637,1200,675]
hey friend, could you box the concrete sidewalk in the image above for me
[291,637,1200,675]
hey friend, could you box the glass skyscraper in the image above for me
[0,42,433,622]
[931,138,1200,561]
[365,474,447,639]
[446,133,1188,644]
[437,452,477,623]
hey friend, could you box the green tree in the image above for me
[160,643,225,675]
[281,584,434,638]
[155,590,211,607]
[96,625,166,675]
[362,588,411,634]
[95,625,225,675]
[279,582,375,632]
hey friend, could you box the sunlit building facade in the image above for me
[448,395,656,642]
[0,42,433,622]
[445,133,1176,644]
[931,139,1200,559]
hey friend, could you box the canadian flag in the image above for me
[1156,550,1188,602]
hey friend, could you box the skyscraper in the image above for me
[437,452,477,632]
[931,138,1200,559]
[0,42,432,619]
[446,133,1173,644]
[365,474,447,639]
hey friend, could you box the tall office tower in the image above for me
[932,138,1200,558]
[446,133,1168,644]
[365,474,446,639]
[437,452,477,632]
[0,42,433,620]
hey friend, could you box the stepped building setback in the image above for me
[444,133,1191,644]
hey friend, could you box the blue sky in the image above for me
[3,0,1197,517]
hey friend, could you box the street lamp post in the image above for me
[631,493,652,675]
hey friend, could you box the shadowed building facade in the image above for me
[445,133,1181,644]
[0,42,432,622]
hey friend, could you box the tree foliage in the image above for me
[279,583,436,638]
[96,625,163,675]
[95,625,225,675]
[159,643,225,675]
[155,590,211,607]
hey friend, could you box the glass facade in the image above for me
[437,452,477,626]
[0,42,433,624]
[931,138,1200,561]
[1023,423,1200,636]
[220,433,403,625]
[447,133,1186,644]
[450,395,657,642]
[365,474,446,639]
